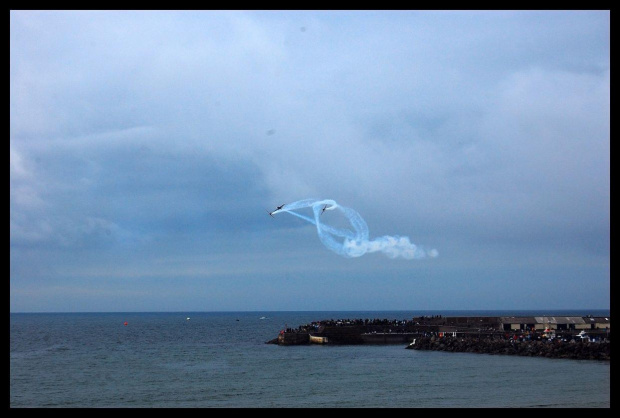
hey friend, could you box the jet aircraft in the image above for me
[267,204,286,217]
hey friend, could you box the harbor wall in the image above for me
[408,336,610,361]
[361,332,419,344]
[277,331,309,345]
[266,315,610,361]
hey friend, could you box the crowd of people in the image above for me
[283,316,450,334]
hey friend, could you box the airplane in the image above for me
[267,204,286,218]
[320,204,328,215]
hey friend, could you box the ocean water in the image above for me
[10,310,610,408]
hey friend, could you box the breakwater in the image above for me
[408,336,610,361]
[267,315,610,360]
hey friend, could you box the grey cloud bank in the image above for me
[10,10,609,312]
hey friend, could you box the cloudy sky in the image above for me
[10,10,609,312]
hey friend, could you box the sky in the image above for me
[10,10,610,312]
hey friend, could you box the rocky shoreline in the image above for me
[407,336,610,361]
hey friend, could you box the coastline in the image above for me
[269,314,611,361]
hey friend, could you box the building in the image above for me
[499,316,610,332]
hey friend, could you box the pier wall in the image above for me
[267,315,610,361]
[361,333,419,344]
[408,336,610,361]
[277,331,309,345]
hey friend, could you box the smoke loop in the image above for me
[272,199,437,260]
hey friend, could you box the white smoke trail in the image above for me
[271,199,438,260]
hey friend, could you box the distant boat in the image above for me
[259,316,268,320]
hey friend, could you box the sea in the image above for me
[10,310,610,408]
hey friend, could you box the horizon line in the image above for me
[9,308,611,315]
